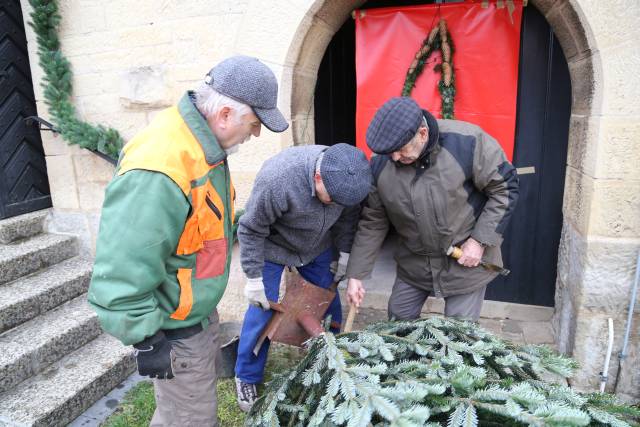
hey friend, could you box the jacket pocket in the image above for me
[429,186,451,235]
[195,238,227,279]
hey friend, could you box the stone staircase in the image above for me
[0,210,135,427]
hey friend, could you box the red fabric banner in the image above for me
[355,1,523,160]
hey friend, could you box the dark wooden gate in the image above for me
[0,0,51,220]
[314,2,571,307]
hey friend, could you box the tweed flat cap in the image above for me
[320,144,372,207]
[366,97,423,154]
[205,56,289,133]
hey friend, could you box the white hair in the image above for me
[194,83,252,124]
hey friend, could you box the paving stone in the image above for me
[502,319,524,334]
[521,321,556,345]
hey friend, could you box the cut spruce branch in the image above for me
[247,316,640,427]
[29,0,124,160]
[402,19,456,120]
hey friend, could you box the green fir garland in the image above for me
[28,0,123,161]
[402,19,456,120]
[248,317,640,427]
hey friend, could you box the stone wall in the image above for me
[20,0,640,400]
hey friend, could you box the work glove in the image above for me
[133,331,174,379]
[244,277,270,310]
[330,252,350,283]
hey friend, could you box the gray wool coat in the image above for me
[238,145,361,279]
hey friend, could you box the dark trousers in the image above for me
[388,277,486,321]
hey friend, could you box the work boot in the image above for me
[235,377,258,412]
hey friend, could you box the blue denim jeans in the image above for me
[234,248,341,384]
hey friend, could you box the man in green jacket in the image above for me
[346,97,519,321]
[88,56,288,426]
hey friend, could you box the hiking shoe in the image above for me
[235,377,258,412]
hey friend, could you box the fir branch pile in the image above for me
[29,0,123,160]
[248,317,639,427]
[402,19,456,119]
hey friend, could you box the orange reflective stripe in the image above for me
[170,268,193,320]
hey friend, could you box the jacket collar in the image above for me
[418,109,440,164]
[178,91,227,165]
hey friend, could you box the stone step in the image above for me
[0,210,48,245]
[0,334,135,427]
[0,257,94,334]
[0,233,78,286]
[0,295,101,394]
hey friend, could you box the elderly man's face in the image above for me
[390,125,429,164]
[209,107,261,152]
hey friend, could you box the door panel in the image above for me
[0,0,52,219]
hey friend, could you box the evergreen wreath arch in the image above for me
[28,0,123,161]
[402,19,456,120]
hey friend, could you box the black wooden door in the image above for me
[485,6,571,307]
[0,0,51,220]
[314,3,571,307]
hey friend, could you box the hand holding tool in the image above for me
[446,245,510,276]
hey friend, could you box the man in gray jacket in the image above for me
[235,143,372,411]
[346,97,519,322]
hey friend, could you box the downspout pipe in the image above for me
[613,251,640,393]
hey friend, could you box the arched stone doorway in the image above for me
[274,0,637,399]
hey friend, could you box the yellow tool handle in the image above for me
[446,246,464,259]
[343,304,358,333]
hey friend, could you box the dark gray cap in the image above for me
[366,97,423,154]
[205,56,289,133]
[320,143,372,207]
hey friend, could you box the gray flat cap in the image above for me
[321,143,372,207]
[366,97,423,154]
[205,56,289,133]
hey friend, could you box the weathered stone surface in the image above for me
[119,66,171,109]
[45,210,93,255]
[580,237,640,312]
[590,179,640,237]
[570,309,639,398]
[567,51,603,116]
[596,116,640,181]
[45,155,80,210]
[577,0,640,52]
[0,295,101,394]
[545,0,594,61]
[0,233,78,286]
[77,181,108,212]
[289,16,334,74]
[0,209,47,244]
[234,1,308,65]
[312,0,365,33]
[72,154,115,183]
[290,69,318,123]
[562,167,594,237]
[0,257,93,333]
[291,114,317,147]
[600,41,640,116]
[0,334,135,427]
[530,0,563,17]
[521,320,556,345]
[566,114,599,178]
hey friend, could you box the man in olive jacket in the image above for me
[88,56,288,426]
[346,97,519,321]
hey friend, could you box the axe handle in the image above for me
[446,245,510,276]
[343,303,358,333]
